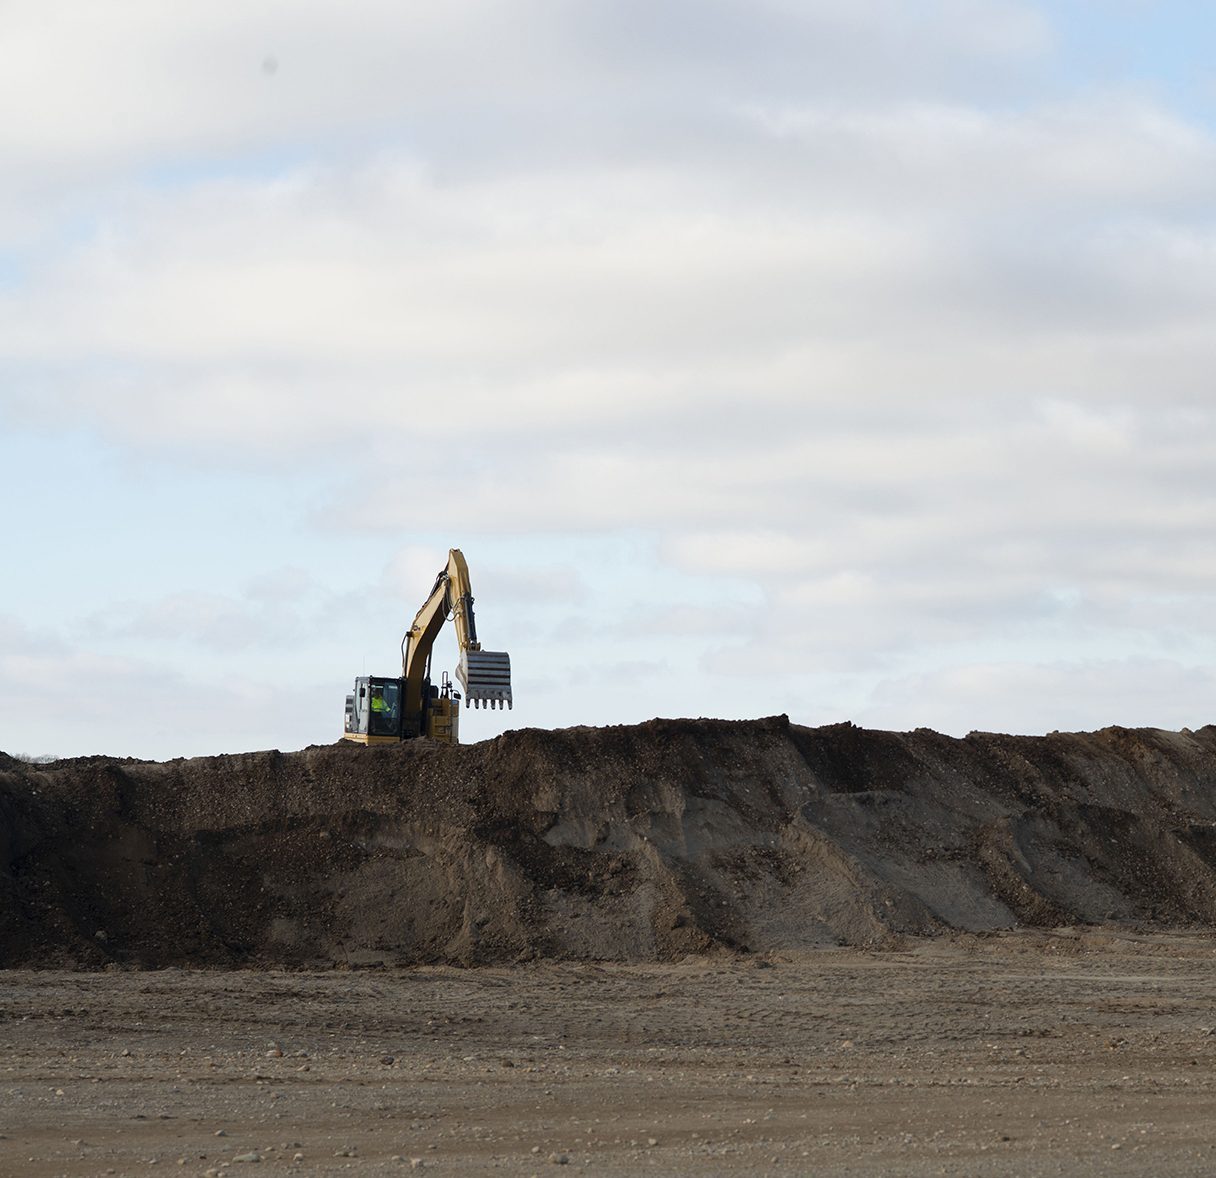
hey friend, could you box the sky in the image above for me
[2,0,1216,759]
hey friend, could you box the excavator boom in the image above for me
[401,548,513,721]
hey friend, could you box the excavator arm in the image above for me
[400,549,512,735]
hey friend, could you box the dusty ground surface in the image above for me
[5,928,1216,1177]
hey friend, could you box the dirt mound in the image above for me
[4,716,1216,967]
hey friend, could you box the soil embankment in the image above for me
[3,716,1216,967]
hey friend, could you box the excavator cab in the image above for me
[344,676,404,744]
[344,674,461,743]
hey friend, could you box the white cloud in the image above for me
[83,590,297,651]
[860,658,1216,735]
[2,1,1215,751]
[0,607,354,758]
[0,0,1050,248]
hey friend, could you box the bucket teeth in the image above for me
[457,650,512,711]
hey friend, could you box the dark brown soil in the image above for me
[4,716,1216,968]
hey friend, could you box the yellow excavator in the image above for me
[342,548,512,746]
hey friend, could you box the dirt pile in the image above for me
[4,716,1216,967]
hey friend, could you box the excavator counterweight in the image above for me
[342,548,513,745]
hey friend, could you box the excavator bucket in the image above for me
[457,649,513,710]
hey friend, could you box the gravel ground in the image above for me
[4,928,1216,1176]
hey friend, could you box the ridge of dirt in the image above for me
[4,715,1216,968]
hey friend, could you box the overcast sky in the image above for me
[2,0,1215,759]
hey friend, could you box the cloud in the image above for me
[859,658,1216,735]
[0,1,1048,182]
[0,611,342,759]
[6,90,1215,446]
[83,591,296,652]
[2,1,1215,749]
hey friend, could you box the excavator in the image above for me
[342,548,512,746]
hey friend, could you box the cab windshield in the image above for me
[368,681,400,734]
